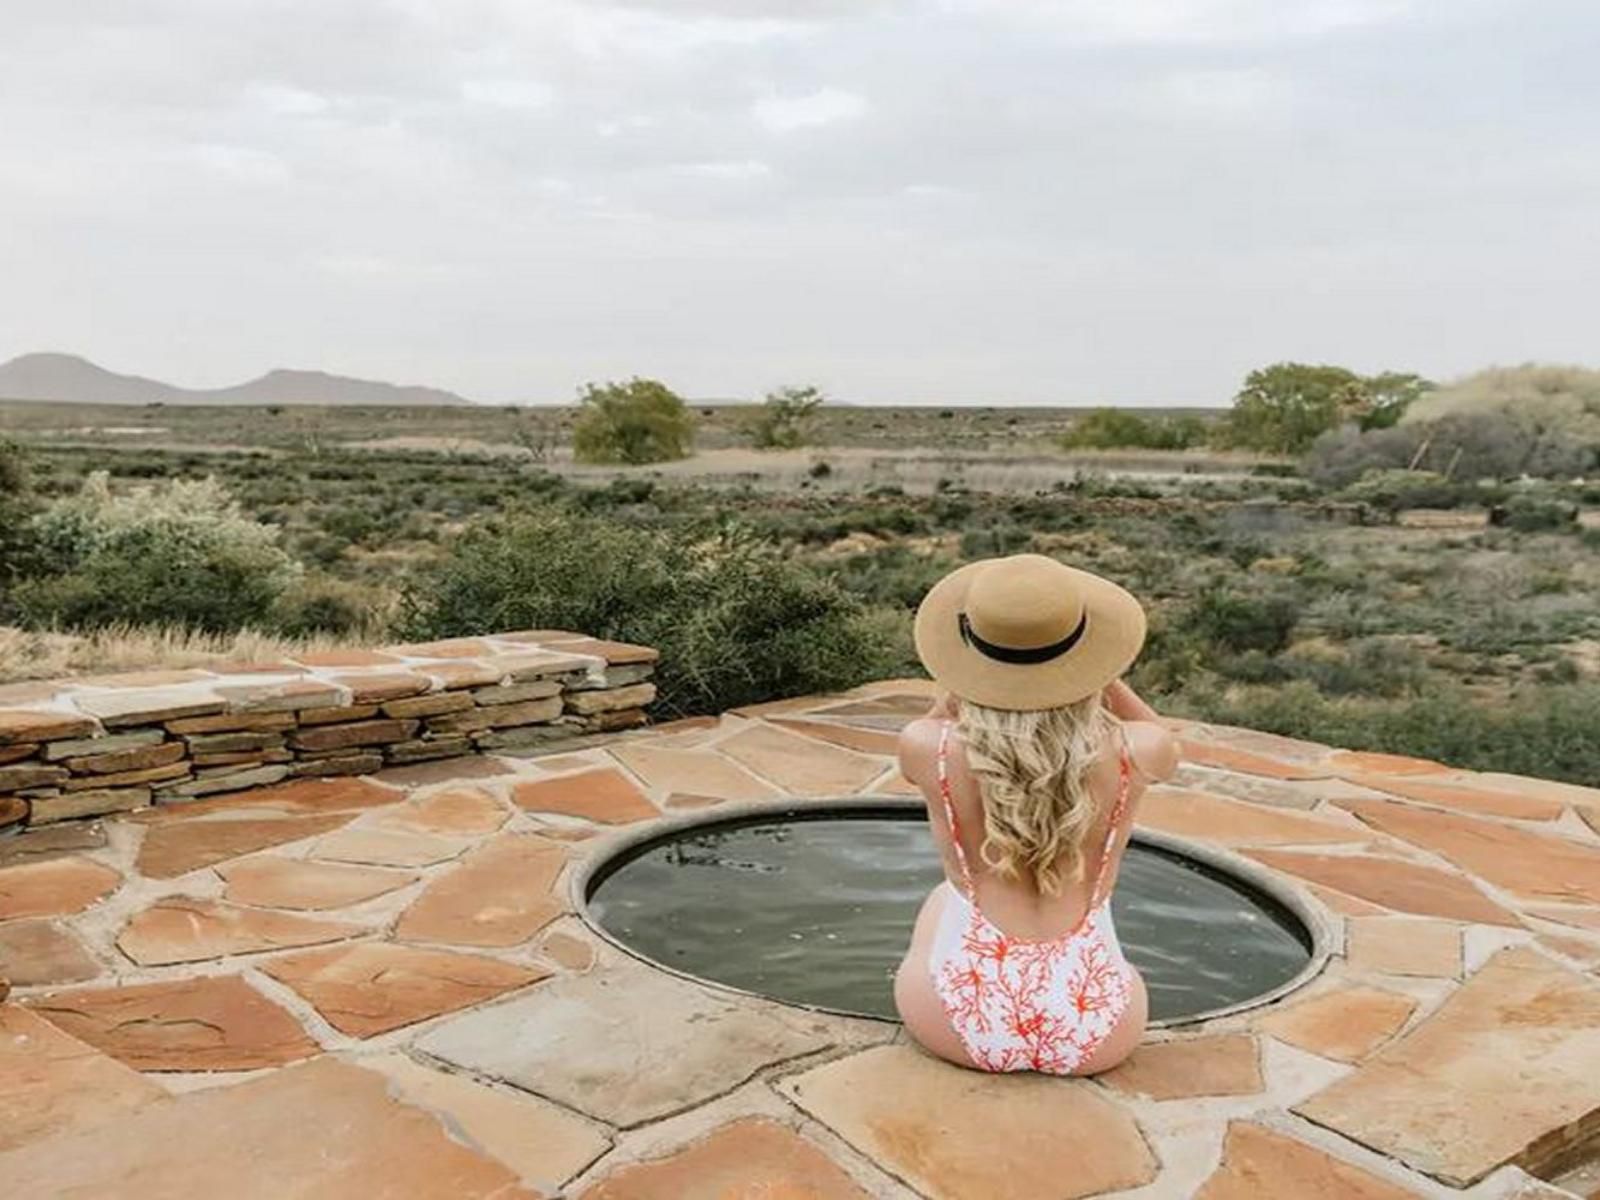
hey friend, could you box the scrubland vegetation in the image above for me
[3,362,1598,782]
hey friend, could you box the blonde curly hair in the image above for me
[955,692,1118,896]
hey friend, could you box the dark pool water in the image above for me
[587,811,1312,1023]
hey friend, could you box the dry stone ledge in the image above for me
[0,629,656,830]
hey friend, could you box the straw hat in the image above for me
[914,554,1146,710]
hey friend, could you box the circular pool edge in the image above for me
[570,794,1337,1030]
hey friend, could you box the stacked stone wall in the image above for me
[0,630,657,831]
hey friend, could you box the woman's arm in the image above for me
[1103,678,1160,723]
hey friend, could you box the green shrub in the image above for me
[1181,586,1299,655]
[1060,408,1208,451]
[744,385,825,450]
[1493,488,1579,532]
[1337,468,1466,513]
[571,378,695,465]
[270,575,379,638]
[13,472,302,633]
[397,511,899,716]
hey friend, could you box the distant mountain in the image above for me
[0,353,474,407]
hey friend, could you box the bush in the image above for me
[744,385,824,450]
[1060,409,1207,451]
[270,575,379,638]
[12,472,303,633]
[0,440,42,613]
[397,510,899,716]
[571,378,695,465]
[1180,586,1299,655]
[1493,490,1579,532]
[1337,469,1467,513]
[1220,363,1431,455]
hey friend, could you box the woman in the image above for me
[894,553,1177,1075]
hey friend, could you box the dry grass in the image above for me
[0,622,366,685]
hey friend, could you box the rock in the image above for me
[1295,948,1600,1186]
[65,739,186,775]
[291,648,404,667]
[395,833,566,947]
[165,711,294,735]
[63,759,186,789]
[426,697,562,735]
[214,679,348,713]
[471,679,562,706]
[1346,917,1462,978]
[1341,798,1600,905]
[312,827,470,868]
[0,1005,168,1154]
[512,768,659,824]
[1194,1122,1423,1199]
[182,730,286,755]
[0,796,29,830]
[0,763,68,790]
[1257,985,1417,1063]
[218,856,417,910]
[29,788,152,824]
[1337,772,1564,821]
[384,736,474,763]
[418,961,832,1127]
[156,763,290,798]
[261,942,543,1038]
[137,812,351,878]
[0,822,106,867]
[368,1052,611,1195]
[393,637,498,658]
[287,752,386,777]
[328,671,434,703]
[116,896,363,966]
[372,787,507,836]
[610,743,780,802]
[0,742,42,764]
[420,661,508,689]
[1244,849,1517,925]
[778,1043,1158,1200]
[580,1117,868,1200]
[1135,787,1369,846]
[74,688,226,727]
[539,930,597,972]
[0,856,121,920]
[566,662,654,692]
[716,723,885,796]
[288,718,419,752]
[1328,750,1451,776]
[25,974,319,1071]
[770,717,901,755]
[382,690,475,718]
[372,754,513,787]
[1100,1034,1264,1100]
[0,1056,539,1199]
[0,710,98,746]
[0,920,100,986]
[562,683,657,716]
[41,729,164,761]
[1179,740,1330,781]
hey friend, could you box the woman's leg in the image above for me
[1073,968,1149,1076]
[895,884,982,1068]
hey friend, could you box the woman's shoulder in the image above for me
[896,715,949,787]
[1117,719,1180,783]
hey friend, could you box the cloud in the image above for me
[752,88,869,133]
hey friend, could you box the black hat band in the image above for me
[958,609,1088,665]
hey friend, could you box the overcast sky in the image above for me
[2,1,1596,405]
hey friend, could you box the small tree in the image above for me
[745,385,825,450]
[1359,372,1432,430]
[571,378,694,465]
[1219,363,1367,455]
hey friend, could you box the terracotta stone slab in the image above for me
[580,1117,869,1200]
[396,833,566,947]
[165,710,295,734]
[42,728,164,760]
[137,813,351,878]
[0,821,106,867]
[215,679,347,713]
[369,1051,611,1194]
[116,896,364,966]
[717,723,887,796]
[779,1043,1157,1200]
[0,920,100,986]
[1195,1122,1423,1199]
[1100,1034,1264,1100]
[1243,849,1518,926]
[769,717,901,756]
[291,648,404,668]
[0,709,98,745]
[609,743,781,802]
[373,786,508,835]
[29,786,152,824]
[540,929,597,972]
[0,743,39,764]
[417,961,832,1126]
[1525,905,1600,934]
[148,774,401,819]
[1180,740,1330,780]
[1329,750,1452,776]
[331,670,433,703]
[26,975,319,1071]
[1257,985,1416,1063]
[1295,948,1600,1186]
[69,738,186,775]
[1347,917,1462,978]
[72,668,216,689]
[544,636,657,665]
[0,856,120,920]
[1137,787,1367,846]
[0,1004,168,1153]
[512,768,659,824]
[0,1056,539,1199]
[312,826,471,867]
[261,942,543,1037]
[1339,772,1564,821]
[394,637,499,658]
[218,856,418,910]
[1342,798,1600,905]
[373,754,514,787]
[74,688,226,727]
[563,682,656,716]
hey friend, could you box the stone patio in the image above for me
[3,679,1600,1197]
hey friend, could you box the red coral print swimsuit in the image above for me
[928,720,1136,1075]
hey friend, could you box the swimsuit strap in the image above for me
[936,720,978,900]
[1088,729,1133,910]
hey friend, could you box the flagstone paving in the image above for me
[3,678,1600,1197]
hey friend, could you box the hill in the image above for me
[0,353,474,406]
